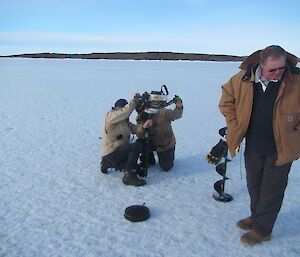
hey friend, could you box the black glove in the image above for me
[141,92,150,102]
[206,139,228,165]
[218,127,227,137]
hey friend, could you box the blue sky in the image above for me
[1,0,300,56]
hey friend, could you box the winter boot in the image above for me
[237,217,254,230]
[240,229,271,245]
[100,158,110,174]
[122,170,146,186]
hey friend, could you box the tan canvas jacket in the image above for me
[101,99,137,156]
[219,51,300,165]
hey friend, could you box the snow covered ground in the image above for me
[1,58,300,257]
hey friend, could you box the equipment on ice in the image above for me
[124,203,150,222]
[136,85,177,114]
[206,127,233,202]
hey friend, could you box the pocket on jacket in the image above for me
[280,113,300,155]
[282,113,300,131]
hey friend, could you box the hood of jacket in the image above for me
[239,50,300,82]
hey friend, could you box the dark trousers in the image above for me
[244,151,292,236]
[136,138,175,171]
[103,143,141,171]
[157,147,175,171]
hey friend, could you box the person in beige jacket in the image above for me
[219,45,300,245]
[101,94,146,186]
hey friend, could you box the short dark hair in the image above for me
[260,45,287,66]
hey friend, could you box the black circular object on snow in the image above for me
[124,204,150,222]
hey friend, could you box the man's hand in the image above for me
[174,95,183,108]
[142,120,152,139]
[206,139,228,165]
[134,93,141,99]
[143,119,153,129]
[219,127,227,137]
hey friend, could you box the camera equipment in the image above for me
[206,127,233,202]
[137,85,176,114]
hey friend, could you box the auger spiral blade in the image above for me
[216,163,229,177]
[214,180,225,194]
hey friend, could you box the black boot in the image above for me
[100,158,110,174]
[122,170,146,186]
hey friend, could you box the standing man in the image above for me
[101,93,146,186]
[219,45,300,245]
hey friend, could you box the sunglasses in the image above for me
[268,66,287,73]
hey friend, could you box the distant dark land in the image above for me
[0,52,244,61]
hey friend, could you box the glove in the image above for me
[174,95,183,108]
[206,139,228,165]
[218,127,227,137]
[141,92,150,102]
[134,93,141,100]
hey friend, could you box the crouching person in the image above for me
[101,94,146,186]
[135,96,183,171]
